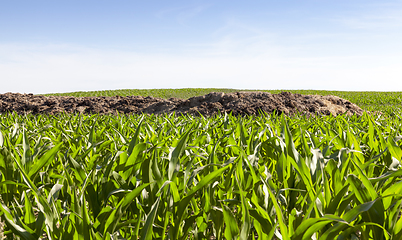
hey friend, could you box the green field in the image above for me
[1,89,402,239]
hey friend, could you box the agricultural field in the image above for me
[0,89,402,239]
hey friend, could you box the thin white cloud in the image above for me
[335,14,402,29]
[154,4,212,26]
[331,3,402,29]
[176,4,211,25]
[212,16,266,37]
[1,43,401,94]
[183,18,282,58]
[154,6,185,19]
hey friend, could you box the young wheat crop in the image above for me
[0,111,402,239]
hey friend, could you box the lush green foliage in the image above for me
[44,88,402,114]
[1,111,402,239]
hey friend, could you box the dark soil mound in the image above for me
[0,92,363,116]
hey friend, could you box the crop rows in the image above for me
[1,112,402,239]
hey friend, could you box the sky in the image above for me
[1,0,402,94]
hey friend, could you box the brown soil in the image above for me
[0,91,363,116]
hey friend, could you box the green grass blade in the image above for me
[238,182,251,240]
[222,205,239,239]
[267,185,289,240]
[168,129,192,181]
[139,196,161,240]
[0,129,3,147]
[104,183,151,234]
[320,199,379,239]
[0,202,37,240]
[127,116,144,156]
[27,142,63,179]
[292,215,348,240]
[173,164,230,239]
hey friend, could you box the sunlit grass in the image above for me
[1,111,402,239]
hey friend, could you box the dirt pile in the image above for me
[0,91,363,116]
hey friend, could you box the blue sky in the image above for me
[1,0,402,94]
